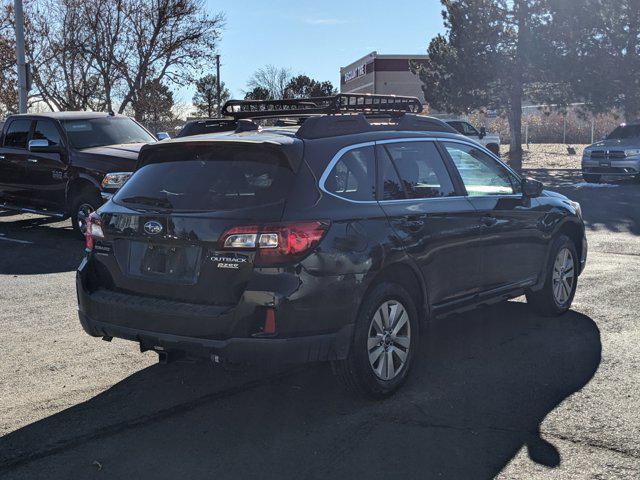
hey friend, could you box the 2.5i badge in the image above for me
[208,251,250,270]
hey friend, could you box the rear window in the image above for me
[324,146,375,201]
[114,144,295,212]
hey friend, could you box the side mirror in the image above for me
[28,139,62,154]
[156,132,170,141]
[522,177,544,198]
[479,127,487,139]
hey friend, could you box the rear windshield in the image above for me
[607,125,640,140]
[113,144,295,212]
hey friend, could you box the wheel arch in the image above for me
[361,261,430,325]
[65,175,101,212]
[556,219,584,265]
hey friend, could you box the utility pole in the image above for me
[215,54,221,117]
[14,0,28,113]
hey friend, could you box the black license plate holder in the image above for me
[127,241,201,284]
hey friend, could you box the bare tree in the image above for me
[19,0,223,118]
[246,65,291,100]
[116,0,225,116]
[80,0,126,113]
[27,0,104,111]
[0,2,17,115]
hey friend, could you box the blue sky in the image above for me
[176,0,445,104]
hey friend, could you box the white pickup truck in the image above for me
[444,119,501,156]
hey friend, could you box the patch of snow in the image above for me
[560,182,620,188]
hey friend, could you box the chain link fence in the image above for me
[466,107,624,146]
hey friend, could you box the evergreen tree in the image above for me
[192,74,230,118]
[284,75,336,98]
[414,0,564,163]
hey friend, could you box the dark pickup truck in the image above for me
[0,111,161,236]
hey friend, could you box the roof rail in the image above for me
[221,94,423,120]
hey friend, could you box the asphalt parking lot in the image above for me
[1,168,639,479]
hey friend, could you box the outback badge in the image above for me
[209,251,249,269]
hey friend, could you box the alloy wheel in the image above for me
[367,300,411,381]
[552,247,575,305]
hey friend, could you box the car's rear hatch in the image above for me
[90,140,303,306]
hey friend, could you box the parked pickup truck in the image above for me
[444,119,501,156]
[0,111,163,236]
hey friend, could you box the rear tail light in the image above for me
[220,220,330,266]
[85,212,105,251]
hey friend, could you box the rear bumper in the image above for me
[76,270,355,364]
[78,311,353,364]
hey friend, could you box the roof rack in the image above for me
[221,94,423,120]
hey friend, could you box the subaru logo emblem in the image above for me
[144,220,163,235]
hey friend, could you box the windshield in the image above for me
[607,125,640,140]
[62,117,156,149]
[114,144,295,212]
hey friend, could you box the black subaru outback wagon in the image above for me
[77,95,587,398]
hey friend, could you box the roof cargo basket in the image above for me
[221,94,423,120]
[295,113,456,140]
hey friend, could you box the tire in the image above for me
[333,282,420,399]
[70,188,102,239]
[526,235,578,317]
[583,174,601,183]
[487,144,500,156]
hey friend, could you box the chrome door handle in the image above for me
[27,158,38,163]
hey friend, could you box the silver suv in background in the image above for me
[582,122,640,183]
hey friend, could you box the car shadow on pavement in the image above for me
[0,301,601,480]
[0,212,84,275]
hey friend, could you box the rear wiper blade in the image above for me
[120,195,172,208]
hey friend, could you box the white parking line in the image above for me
[0,234,33,245]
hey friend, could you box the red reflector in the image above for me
[264,308,277,334]
[85,212,103,251]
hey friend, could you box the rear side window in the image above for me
[383,141,456,199]
[3,119,32,149]
[33,120,62,146]
[442,142,515,196]
[114,145,295,212]
[324,146,375,201]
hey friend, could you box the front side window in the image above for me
[62,117,155,150]
[3,119,32,149]
[383,141,456,199]
[324,146,375,201]
[33,120,62,146]
[443,142,516,196]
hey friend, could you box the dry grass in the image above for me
[501,143,587,170]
